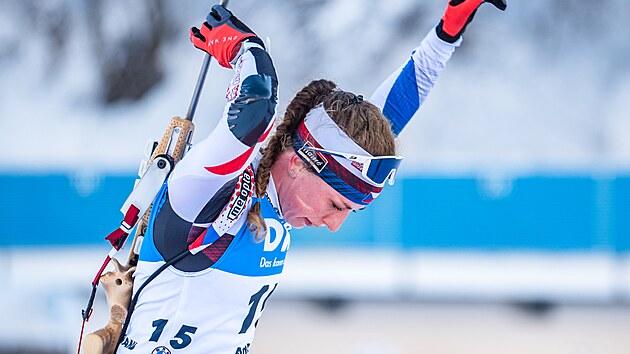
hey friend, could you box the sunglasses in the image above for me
[302,144,403,186]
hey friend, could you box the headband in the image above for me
[292,104,384,205]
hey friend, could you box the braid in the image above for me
[247,79,338,240]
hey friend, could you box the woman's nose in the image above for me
[324,209,351,232]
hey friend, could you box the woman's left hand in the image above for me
[436,0,507,43]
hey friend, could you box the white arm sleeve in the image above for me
[370,28,461,136]
[168,46,277,222]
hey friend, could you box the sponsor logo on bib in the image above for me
[263,218,290,253]
[227,167,254,221]
[260,218,290,269]
[151,346,171,354]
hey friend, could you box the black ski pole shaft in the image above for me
[185,0,231,121]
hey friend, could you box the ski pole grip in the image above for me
[185,0,231,121]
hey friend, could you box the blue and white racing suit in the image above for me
[117,28,458,354]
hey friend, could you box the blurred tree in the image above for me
[86,0,173,104]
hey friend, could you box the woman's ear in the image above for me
[287,152,309,175]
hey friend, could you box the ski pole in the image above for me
[186,0,231,121]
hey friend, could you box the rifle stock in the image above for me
[83,117,194,354]
[83,259,136,354]
[127,116,195,266]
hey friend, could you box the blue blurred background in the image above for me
[2,174,629,251]
[1,0,629,353]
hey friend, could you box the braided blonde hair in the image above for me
[247,79,396,239]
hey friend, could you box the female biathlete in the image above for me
[116,1,506,353]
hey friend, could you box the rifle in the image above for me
[80,1,230,353]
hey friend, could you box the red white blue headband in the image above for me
[293,104,402,205]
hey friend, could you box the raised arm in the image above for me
[371,0,506,137]
[168,6,278,222]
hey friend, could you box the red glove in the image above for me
[436,0,507,43]
[190,5,261,68]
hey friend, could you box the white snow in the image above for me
[1,0,629,175]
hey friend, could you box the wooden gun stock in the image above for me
[127,116,195,267]
[83,116,194,354]
[83,259,135,354]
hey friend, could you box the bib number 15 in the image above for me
[150,319,197,349]
[239,283,278,334]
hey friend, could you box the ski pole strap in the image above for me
[104,204,140,250]
[83,250,116,321]
[77,282,97,354]
[81,284,97,321]
[77,315,90,354]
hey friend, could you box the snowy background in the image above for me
[1,0,630,353]
[2,0,629,174]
